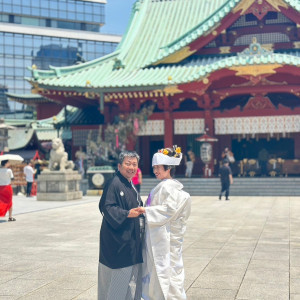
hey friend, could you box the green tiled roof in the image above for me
[29,51,300,90]
[6,93,45,100]
[60,106,104,126]
[28,0,300,92]
[8,128,35,150]
[7,106,77,149]
[33,105,78,128]
[5,93,53,105]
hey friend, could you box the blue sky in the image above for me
[103,0,137,35]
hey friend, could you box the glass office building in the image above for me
[0,0,121,112]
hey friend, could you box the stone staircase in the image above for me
[140,177,300,197]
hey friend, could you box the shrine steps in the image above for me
[140,177,300,197]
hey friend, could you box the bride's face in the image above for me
[153,165,171,180]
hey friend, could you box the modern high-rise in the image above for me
[0,0,121,112]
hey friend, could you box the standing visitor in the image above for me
[221,147,235,164]
[138,146,191,300]
[0,160,16,221]
[132,167,143,193]
[258,148,269,176]
[184,149,195,178]
[23,161,36,197]
[219,159,233,201]
[98,151,144,300]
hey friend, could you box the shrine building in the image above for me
[27,0,300,176]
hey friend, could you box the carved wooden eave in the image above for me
[244,94,276,110]
[211,85,300,100]
[231,77,288,88]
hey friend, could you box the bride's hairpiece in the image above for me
[158,145,181,158]
[153,145,182,166]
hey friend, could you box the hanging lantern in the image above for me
[195,134,218,164]
[200,143,212,163]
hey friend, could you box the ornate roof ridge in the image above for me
[148,0,299,67]
[29,50,120,80]
[149,0,240,65]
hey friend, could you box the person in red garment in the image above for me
[132,167,142,193]
[0,160,16,221]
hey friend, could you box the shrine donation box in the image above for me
[87,166,115,190]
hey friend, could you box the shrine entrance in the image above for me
[232,138,294,161]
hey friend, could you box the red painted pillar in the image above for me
[103,105,111,124]
[204,108,215,175]
[126,136,136,151]
[204,109,214,135]
[164,111,173,148]
[294,133,300,158]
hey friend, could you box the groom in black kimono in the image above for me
[98,151,144,300]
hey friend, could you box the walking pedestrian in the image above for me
[219,158,233,200]
[23,161,36,197]
[0,160,16,221]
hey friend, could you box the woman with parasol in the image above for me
[0,154,23,221]
[0,160,16,221]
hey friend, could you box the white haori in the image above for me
[142,179,191,300]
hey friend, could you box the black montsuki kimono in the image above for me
[99,171,143,269]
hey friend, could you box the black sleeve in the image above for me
[99,181,129,230]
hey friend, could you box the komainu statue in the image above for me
[49,138,74,171]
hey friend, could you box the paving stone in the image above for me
[193,273,243,290]
[290,278,300,294]
[0,278,50,297]
[290,266,300,278]
[186,287,237,299]
[242,269,289,285]
[0,270,24,284]
[237,282,289,300]
[247,259,289,271]
[17,286,81,300]
[252,250,289,261]
[73,284,97,299]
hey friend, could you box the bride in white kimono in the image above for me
[138,146,191,300]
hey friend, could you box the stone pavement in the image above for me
[1,195,300,299]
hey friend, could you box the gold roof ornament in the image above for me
[230,64,281,77]
[203,78,209,85]
[164,85,182,95]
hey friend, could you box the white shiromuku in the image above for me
[142,179,191,300]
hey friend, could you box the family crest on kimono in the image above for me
[137,146,192,300]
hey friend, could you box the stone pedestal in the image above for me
[37,171,83,201]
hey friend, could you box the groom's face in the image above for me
[118,157,138,182]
